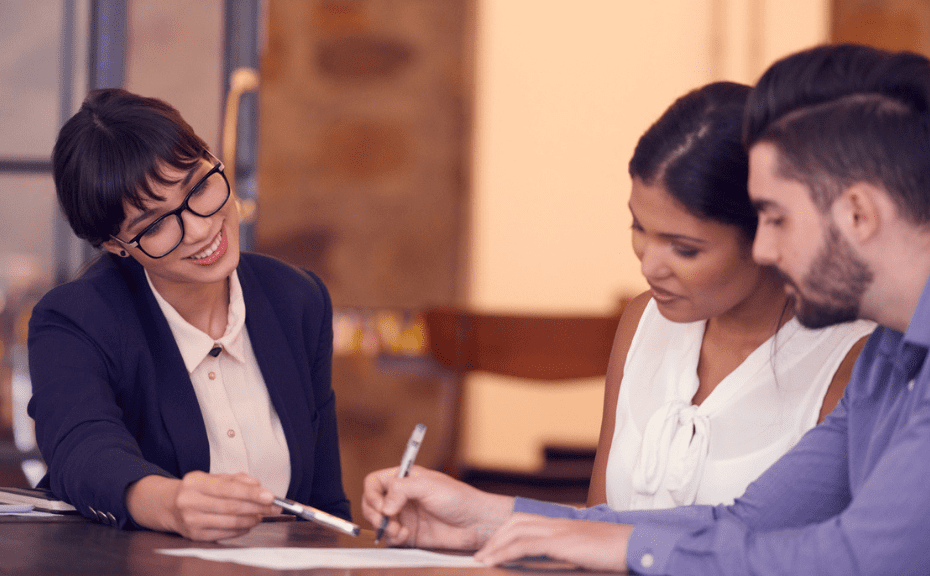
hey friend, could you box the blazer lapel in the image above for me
[238,257,315,498]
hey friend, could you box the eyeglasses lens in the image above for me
[138,170,229,258]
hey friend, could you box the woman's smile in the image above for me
[186,228,228,266]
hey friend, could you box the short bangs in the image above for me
[53,89,209,247]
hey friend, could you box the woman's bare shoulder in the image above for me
[588,290,652,506]
[616,291,652,345]
[606,290,653,383]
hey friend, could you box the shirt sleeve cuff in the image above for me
[626,522,690,574]
[513,497,581,518]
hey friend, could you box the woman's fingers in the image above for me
[181,471,274,502]
[181,472,275,506]
[171,472,279,540]
[176,509,262,541]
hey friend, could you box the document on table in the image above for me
[0,504,59,517]
[158,547,485,570]
[0,504,33,514]
[0,487,77,513]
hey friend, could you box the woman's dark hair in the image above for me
[629,81,756,239]
[52,88,209,247]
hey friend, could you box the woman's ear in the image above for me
[101,239,129,258]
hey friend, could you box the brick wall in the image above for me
[257,0,474,309]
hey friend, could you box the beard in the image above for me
[782,222,873,329]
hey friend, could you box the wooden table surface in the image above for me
[0,515,622,575]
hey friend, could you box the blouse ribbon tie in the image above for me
[630,400,711,508]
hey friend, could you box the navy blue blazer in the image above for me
[27,252,350,528]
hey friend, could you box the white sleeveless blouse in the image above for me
[605,299,874,510]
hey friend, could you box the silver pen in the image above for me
[375,423,426,543]
[274,497,360,536]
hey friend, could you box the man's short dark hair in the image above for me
[52,88,209,247]
[744,43,930,224]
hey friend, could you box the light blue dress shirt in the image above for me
[515,274,930,575]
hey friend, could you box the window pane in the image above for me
[0,174,57,269]
[0,0,61,157]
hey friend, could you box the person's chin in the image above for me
[207,247,240,278]
[183,245,240,283]
[795,299,859,329]
[654,299,702,324]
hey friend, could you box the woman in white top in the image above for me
[587,82,873,510]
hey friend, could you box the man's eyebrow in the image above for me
[751,199,781,212]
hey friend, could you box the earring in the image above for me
[119,250,128,257]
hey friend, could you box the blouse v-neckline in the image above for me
[676,316,803,415]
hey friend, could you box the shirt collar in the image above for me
[145,270,248,372]
[903,272,930,350]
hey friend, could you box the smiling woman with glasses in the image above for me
[27,88,350,541]
[110,154,230,259]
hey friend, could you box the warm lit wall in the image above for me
[464,0,830,470]
[124,1,223,154]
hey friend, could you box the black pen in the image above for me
[375,423,426,543]
[274,496,360,536]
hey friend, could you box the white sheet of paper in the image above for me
[0,504,33,514]
[158,547,484,570]
[0,504,59,517]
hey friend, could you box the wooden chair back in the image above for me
[423,306,624,494]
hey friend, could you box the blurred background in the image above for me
[1,0,926,522]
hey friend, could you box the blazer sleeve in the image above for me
[26,283,174,529]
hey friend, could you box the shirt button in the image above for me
[227,429,236,438]
[208,372,216,380]
[908,380,915,391]
[641,553,655,568]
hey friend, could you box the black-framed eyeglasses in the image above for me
[113,156,231,259]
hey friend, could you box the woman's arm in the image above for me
[125,471,278,541]
[29,279,280,539]
[817,335,869,422]
[586,291,652,506]
[27,287,172,528]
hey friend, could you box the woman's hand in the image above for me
[361,465,514,550]
[126,471,279,541]
[475,513,633,572]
